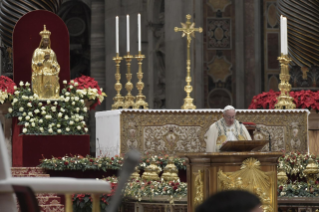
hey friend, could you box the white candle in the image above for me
[284,17,288,55]
[126,15,130,53]
[280,15,283,54]
[138,13,141,52]
[116,16,119,54]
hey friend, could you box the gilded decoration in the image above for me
[208,56,232,82]
[207,0,232,12]
[193,170,204,207]
[120,111,308,155]
[218,158,273,212]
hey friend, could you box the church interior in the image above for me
[0,0,319,212]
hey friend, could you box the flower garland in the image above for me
[6,81,89,135]
[70,75,106,110]
[277,151,319,179]
[278,181,319,197]
[0,75,16,104]
[248,90,319,110]
[38,155,187,171]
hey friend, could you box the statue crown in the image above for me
[40,25,51,38]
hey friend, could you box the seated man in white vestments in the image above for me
[206,105,252,152]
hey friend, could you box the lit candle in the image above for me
[116,16,119,54]
[284,17,288,55]
[126,15,130,53]
[138,13,141,52]
[280,15,283,54]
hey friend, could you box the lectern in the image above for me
[179,152,282,212]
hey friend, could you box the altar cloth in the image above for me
[95,109,309,157]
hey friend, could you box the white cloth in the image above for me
[205,119,252,152]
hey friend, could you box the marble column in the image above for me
[235,0,245,109]
[90,0,106,154]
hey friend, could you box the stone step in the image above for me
[11,167,46,175]
[39,204,65,212]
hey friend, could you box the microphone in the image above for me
[107,149,141,212]
[256,126,271,152]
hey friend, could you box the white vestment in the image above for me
[205,118,252,152]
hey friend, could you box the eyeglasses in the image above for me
[224,116,235,120]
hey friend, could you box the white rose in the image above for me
[14,91,19,95]
[39,119,43,123]
[40,127,44,132]
[30,118,34,122]
[25,82,30,87]
[72,102,75,106]
[51,123,55,126]
[79,116,84,120]
[22,95,27,100]
[60,108,65,112]
[8,108,12,113]
[65,97,70,102]
[14,86,17,90]
[80,99,84,104]
[71,97,74,101]
[22,128,27,133]
[51,106,56,112]
[83,107,87,112]
[64,116,69,120]
[65,92,70,96]
[26,116,30,121]
[34,109,40,114]
[70,121,74,125]
[19,107,24,112]
[57,129,62,133]
[27,102,32,107]
[38,102,43,106]
[74,97,79,101]
[31,123,35,127]
[18,117,22,121]
[81,121,85,126]
[28,112,33,116]
[19,81,24,86]
[33,93,39,98]
[70,85,73,89]
[45,115,51,119]
[13,98,18,103]
[63,80,67,84]
[77,126,81,130]
[66,127,70,132]
[22,112,26,116]
[58,112,63,118]
[84,127,88,132]
[70,80,74,84]
[27,88,31,91]
[47,100,51,104]
[54,101,58,105]
[74,82,78,86]
[75,118,79,122]
[29,96,33,101]
[25,122,29,127]
[41,111,46,115]
[57,124,61,128]
[41,106,46,110]
[48,128,53,133]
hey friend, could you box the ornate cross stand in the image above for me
[174,14,202,110]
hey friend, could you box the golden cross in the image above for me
[174,14,203,48]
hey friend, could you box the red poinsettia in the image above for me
[0,75,16,94]
[69,75,106,110]
[249,90,319,111]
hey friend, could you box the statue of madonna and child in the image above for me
[31,25,60,99]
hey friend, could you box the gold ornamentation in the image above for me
[174,14,202,110]
[193,170,204,207]
[142,160,162,181]
[112,53,124,110]
[303,157,319,184]
[134,52,148,109]
[208,56,232,82]
[161,157,180,181]
[130,166,140,179]
[32,25,60,99]
[123,53,135,108]
[277,161,288,184]
[275,54,296,109]
[218,158,272,212]
[207,0,232,12]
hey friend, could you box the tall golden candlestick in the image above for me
[174,14,202,110]
[275,53,296,109]
[123,53,135,108]
[134,51,148,109]
[112,53,124,109]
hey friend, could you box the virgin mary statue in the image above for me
[31,25,60,99]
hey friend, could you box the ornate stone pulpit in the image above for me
[179,152,282,212]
